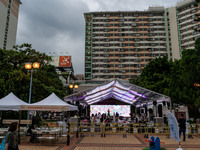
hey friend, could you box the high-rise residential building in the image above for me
[84,0,200,81]
[0,0,21,50]
[166,0,200,59]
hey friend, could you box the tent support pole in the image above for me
[146,102,148,117]
[170,99,172,113]
[0,111,2,128]
[18,110,21,144]
[135,105,137,114]
[86,106,88,117]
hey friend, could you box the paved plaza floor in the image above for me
[18,134,200,150]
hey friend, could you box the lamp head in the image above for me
[33,62,40,69]
[25,63,32,70]
[74,85,78,88]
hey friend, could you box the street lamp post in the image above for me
[66,83,79,145]
[69,84,79,138]
[25,62,40,120]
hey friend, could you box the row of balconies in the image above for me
[91,63,147,68]
[91,38,166,43]
[91,48,166,53]
[91,13,163,18]
[91,42,166,47]
[90,32,166,37]
[90,48,166,52]
[92,18,164,23]
[92,22,165,27]
[91,27,165,32]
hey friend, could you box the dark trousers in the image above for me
[179,128,186,141]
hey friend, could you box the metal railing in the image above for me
[58,122,200,137]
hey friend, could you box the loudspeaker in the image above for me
[153,101,157,106]
[141,109,144,114]
[137,108,140,114]
[67,101,71,104]
[76,101,80,106]
[149,108,153,114]
[162,101,166,106]
[158,104,162,117]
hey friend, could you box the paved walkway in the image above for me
[18,134,200,150]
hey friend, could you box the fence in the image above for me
[59,122,200,138]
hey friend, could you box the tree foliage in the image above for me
[0,43,66,103]
[130,39,200,118]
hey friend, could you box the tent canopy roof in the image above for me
[64,79,170,105]
[21,93,78,111]
[0,92,29,110]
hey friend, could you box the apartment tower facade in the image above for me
[84,0,200,80]
[0,0,21,50]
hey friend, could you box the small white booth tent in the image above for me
[0,92,29,110]
[21,93,78,111]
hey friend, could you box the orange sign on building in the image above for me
[59,56,71,67]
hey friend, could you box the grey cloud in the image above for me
[17,0,180,74]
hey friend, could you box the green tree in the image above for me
[0,43,66,102]
[130,39,200,118]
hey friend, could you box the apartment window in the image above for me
[118,48,125,52]
[103,59,110,62]
[191,9,197,13]
[104,24,110,27]
[132,23,136,26]
[118,23,124,27]
[104,54,110,57]
[119,38,124,41]
[104,38,110,42]
[104,49,110,52]
[103,64,110,68]
[104,43,110,47]
[104,70,110,73]
[118,64,124,68]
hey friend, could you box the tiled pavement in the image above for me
[18,134,200,150]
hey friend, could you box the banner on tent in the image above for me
[21,105,69,111]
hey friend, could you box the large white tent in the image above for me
[0,92,29,110]
[21,93,78,111]
[64,79,171,107]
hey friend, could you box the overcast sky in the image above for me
[16,0,181,74]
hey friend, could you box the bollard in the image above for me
[76,129,79,138]
[66,134,70,145]
[149,136,160,150]
[66,122,70,145]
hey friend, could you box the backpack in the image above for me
[0,132,11,150]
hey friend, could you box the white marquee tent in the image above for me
[0,92,29,110]
[21,93,78,111]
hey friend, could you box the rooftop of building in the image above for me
[84,0,197,16]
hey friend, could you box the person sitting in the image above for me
[27,124,37,143]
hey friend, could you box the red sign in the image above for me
[59,56,71,67]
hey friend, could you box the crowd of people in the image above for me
[88,110,153,125]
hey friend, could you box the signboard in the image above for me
[51,56,59,66]
[50,56,71,67]
[3,119,32,125]
[59,56,71,67]
[168,112,180,142]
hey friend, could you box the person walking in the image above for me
[5,122,19,150]
[178,114,186,142]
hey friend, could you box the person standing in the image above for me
[178,114,186,142]
[107,109,110,117]
[5,122,19,150]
